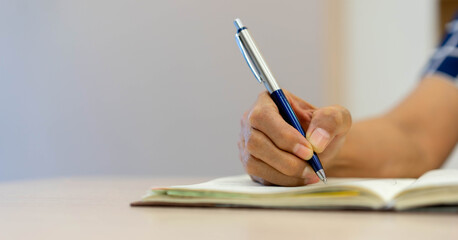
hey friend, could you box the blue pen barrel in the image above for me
[270,89,324,173]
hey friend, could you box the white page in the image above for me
[403,169,458,190]
[168,175,415,201]
[342,179,414,202]
[170,175,316,195]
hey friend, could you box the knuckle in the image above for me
[318,107,341,126]
[330,105,352,128]
[245,130,261,153]
[248,108,261,127]
[248,107,269,127]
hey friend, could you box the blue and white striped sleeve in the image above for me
[424,12,458,85]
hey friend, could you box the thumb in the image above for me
[305,105,352,153]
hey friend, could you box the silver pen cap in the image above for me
[234,18,280,93]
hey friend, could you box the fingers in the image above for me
[241,148,319,187]
[244,128,311,179]
[306,105,352,153]
[248,92,314,161]
[238,91,351,186]
[238,128,319,186]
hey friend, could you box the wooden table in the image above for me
[0,177,457,240]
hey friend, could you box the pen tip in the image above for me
[316,169,327,184]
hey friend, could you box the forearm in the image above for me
[327,75,458,178]
[327,117,431,178]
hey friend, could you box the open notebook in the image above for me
[131,169,458,211]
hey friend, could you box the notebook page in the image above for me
[168,175,326,195]
[167,175,369,195]
[340,179,414,202]
[392,169,458,210]
[166,175,414,201]
[402,169,458,190]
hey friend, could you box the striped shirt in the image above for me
[424,12,458,85]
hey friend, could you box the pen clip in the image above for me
[235,34,262,84]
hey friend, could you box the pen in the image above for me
[233,18,327,183]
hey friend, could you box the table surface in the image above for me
[0,176,457,240]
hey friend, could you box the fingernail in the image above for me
[309,128,330,153]
[293,144,313,160]
[301,166,313,179]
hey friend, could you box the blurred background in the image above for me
[1,0,456,181]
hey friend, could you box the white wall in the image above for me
[341,0,438,119]
[3,1,452,181]
[0,0,326,180]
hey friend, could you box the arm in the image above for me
[329,75,458,178]
[238,75,458,186]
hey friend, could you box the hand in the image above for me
[238,90,352,186]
